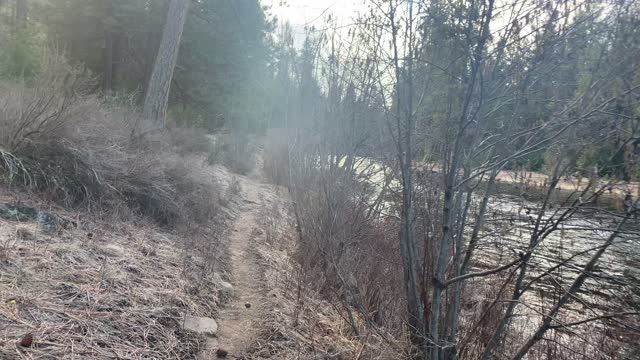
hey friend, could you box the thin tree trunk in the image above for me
[431,2,495,358]
[389,0,425,354]
[142,0,189,129]
[103,29,114,94]
[15,0,27,29]
[444,167,473,360]
[431,136,461,360]
[510,217,628,360]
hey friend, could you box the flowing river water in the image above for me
[350,157,639,356]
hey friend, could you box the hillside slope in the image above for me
[0,149,393,359]
[0,162,239,359]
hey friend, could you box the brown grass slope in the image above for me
[0,57,242,359]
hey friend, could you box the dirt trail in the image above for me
[200,173,274,359]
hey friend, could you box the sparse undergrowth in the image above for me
[0,56,250,358]
[0,205,230,358]
[0,55,237,229]
[0,164,240,358]
[240,182,404,359]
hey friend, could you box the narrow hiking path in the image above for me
[200,172,275,359]
[196,161,374,359]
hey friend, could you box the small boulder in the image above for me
[182,315,218,336]
[18,333,33,348]
[214,273,234,303]
[0,204,38,222]
[99,244,125,258]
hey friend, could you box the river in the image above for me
[350,157,639,357]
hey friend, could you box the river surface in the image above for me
[351,157,637,297]
[351,157,639,355]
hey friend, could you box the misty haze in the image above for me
[0,0,639,359]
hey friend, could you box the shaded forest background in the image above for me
[0,0,638,180]
[0,0,273,132]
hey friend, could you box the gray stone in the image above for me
[0,204,38,222]
[98,244,125,257]
[0,204,77,233]
[214,273,234,303]
[182,315,218,336]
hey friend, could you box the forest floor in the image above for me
[0,160,238,359]
[0,153,377,359]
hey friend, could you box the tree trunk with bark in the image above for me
[103,29,114,93]
[15,0,27,29]
[142,0,189,129]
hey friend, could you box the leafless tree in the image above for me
[263,1,640,359]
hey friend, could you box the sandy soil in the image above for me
[199,169,280,359]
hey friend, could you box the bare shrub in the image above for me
[262,134,410,338]
[0,54,94,151]
[0,56,107,207]
[263,128,291,186]
[168,126,213,155]
[208,131,256,175]
[0,54,225,229]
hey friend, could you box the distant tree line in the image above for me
[0,0,274,131]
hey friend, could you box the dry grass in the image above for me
[0,54,248,359]
[0,210,229,359]
[0,55,227,229]
[0,145,240,359]
[237,175,404,360]
[0,152,238,359]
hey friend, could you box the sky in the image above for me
[263,0,365,43]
